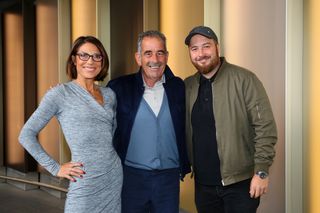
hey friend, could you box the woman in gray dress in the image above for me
[19,36,122,212]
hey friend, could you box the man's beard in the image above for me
[192,56,220,75]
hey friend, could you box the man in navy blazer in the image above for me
[108,30,190,213]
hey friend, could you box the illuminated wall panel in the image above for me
[3,13,25,169]
[3,1,38,173]
[72,0,97,41]
[36,0,60,171]
[160,0,203,79]
[160,1,203,212]
[306,0,320,212]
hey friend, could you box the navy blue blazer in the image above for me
[107,65,191,178]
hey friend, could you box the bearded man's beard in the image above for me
[193,57,220,75]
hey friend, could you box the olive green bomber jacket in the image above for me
[185,58,277,186]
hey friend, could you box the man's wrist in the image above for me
[255,171,268,179]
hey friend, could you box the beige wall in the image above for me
[222,1,286,212]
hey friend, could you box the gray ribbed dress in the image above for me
[19,81,123,213]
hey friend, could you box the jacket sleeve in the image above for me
[244,73,277,173]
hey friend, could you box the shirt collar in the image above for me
[200,71,217,84]
[143,74,166,89]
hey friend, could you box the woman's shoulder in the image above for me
[45,83,68,97]
[99,85,115,98]
[100,85,115,95]
[100,86,116,103]
[42,83,77,104]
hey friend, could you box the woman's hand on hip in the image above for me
[57,162,85,182]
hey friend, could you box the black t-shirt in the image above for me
[191,74,222,186]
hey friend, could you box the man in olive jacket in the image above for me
[184,26,277,213]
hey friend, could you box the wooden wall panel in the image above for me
[3,13,25,169]
[72,0,96,41]
[110,0,143,79]
[3,0,37,172]
[160,1,203,212]
[0,15,3,167]
[36,0,60,171]
[160,0,203,80]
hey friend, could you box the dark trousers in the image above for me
[122,165,180,213]
[195,179,260,213]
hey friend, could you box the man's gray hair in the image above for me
[137,30,167,54]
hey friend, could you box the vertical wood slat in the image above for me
[3,0,37,172]
[110,0,143,79]
[36,0,60,173]
[0,14,3,167]
[4,11,26,171]
[23,0,37,173]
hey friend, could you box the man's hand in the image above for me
[57,162,85,182]
[249,175,269,198]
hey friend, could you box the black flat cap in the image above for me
[185,26,218,45]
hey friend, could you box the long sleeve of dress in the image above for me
[19,87,62,176]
